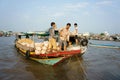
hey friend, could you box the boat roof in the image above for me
[17,31,49,36]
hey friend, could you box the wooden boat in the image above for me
[16,47,66,65]
[15,32,88,66]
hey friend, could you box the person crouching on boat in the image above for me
[74,23,79,45]
[48,22,57,52]
[59,23,71,51]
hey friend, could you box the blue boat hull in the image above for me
[30,57,65,65]
[89,43,120,49]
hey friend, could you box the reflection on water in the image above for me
[26,57,87,80]
[0,37,120,80]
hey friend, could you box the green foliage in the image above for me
[100,33,105,36]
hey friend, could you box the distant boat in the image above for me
[89,43,120,49]
[0,31,4,37]
[0,33,3,37]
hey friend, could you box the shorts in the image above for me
[49,38,57,50]
[59,40,67,47]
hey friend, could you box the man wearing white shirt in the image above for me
[74,23,78,45]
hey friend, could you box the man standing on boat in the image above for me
[48,22,57,52]
[59,23,71,51]
[74,23,79,45]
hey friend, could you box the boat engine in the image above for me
[80,38,88,46]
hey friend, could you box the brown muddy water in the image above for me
[0,36,120,80]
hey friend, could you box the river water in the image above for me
[0,36,120,80]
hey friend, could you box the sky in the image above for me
[0,0,120,34]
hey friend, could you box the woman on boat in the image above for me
[59,23,71,51]
[48,22,57,52]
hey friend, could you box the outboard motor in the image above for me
[80,37,88,46]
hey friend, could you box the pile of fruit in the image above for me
[17,38,34,48]
[17,38,63,55]
[35,41,62,54]
[35,41,49,54]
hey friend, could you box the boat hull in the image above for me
[15,39,87,65]
[30,57,65,65]
[16,47,66,65]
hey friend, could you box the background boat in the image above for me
[89,43,120,49]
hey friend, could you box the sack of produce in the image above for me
[35,43,40,47]
[57,46,60,51]
[26,44,30,47]
[67,46,80,50]
[21,42,26,46]
[29,43,34,48]
[35,50,40,55]
[41,50,46,54]
[43,41,49,47]
[39,43,43,47]
[36,47,41,51]
[56,43,59,46]
[42,46,47,51]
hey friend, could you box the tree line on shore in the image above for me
[0,30,120,42]
[88,32,120,41]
